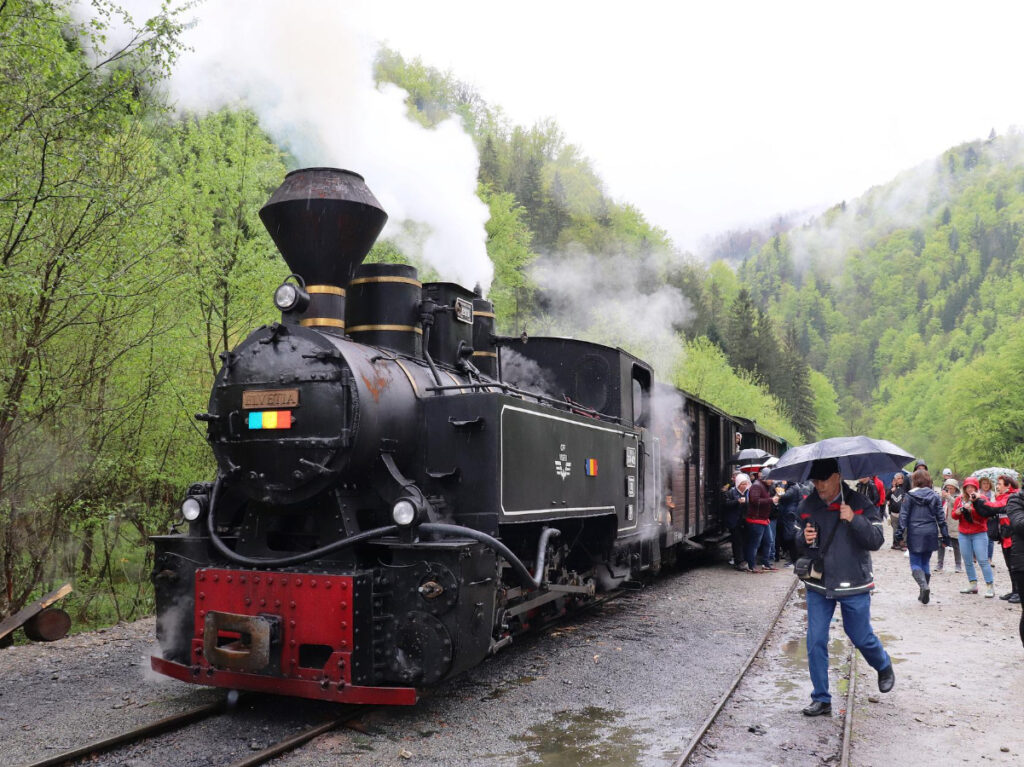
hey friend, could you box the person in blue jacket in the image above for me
[895,467,951,604]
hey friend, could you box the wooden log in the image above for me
[24,607,72,642]
[0,582,73,645]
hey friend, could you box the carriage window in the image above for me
[631,365,651,427]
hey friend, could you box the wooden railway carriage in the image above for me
[150,167,787,707]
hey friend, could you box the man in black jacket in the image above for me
[796,458,895,716]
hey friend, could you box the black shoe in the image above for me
[802,701,832,717]
[1000,592,1014,600]
[1009,594,1022,604]
[877,664,895,693]
[913,569,930,604]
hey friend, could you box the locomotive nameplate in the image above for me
[242,388,300,409]
[454,297,474,324]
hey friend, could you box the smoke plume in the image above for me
[105,0,493,290]
[528,246,694,380]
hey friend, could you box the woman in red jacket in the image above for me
[970,474,1020,602]
[953,477,995,597]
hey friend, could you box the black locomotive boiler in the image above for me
[150,167,784,705]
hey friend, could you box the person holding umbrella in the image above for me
[894,468,951,604]
[793,456,895,716]
[771,436,910,715]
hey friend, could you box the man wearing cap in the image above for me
[796,457,894,717]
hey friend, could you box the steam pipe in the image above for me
[419,523,560,590]
[204,477,399,567]
[421,323,444,388]
[204,478,559,589]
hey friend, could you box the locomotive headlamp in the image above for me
[392,499,418,527]
[273,276,310,313]
[181,495,207,522]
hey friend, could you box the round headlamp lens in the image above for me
[392,499,417,526]
[274,283,299,311]
[181,497,203,521]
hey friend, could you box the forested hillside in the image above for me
[738,132,1024,473]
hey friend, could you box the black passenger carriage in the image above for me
[150,167,786,706]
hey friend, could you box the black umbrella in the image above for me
[768,436,915,482]
[724,448,773,467]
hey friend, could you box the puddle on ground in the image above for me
[513,706,649,766]
[481,675,537,701]
[778,636,846,671]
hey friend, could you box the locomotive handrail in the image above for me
[423,382,621,423]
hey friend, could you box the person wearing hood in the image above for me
[970,474,1020,602]
[953,477,995,597]
[895,468,951,604]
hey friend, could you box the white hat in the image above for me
[942,468,953,477]
[735,473,751,487]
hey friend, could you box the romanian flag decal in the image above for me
[586,458,598,476]
[248,410,293,429]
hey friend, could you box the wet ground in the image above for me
[5,531,1020,767]
[1,556,796,767]
[687,528,1024,766]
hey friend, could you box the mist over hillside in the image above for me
[736,130,1024,472]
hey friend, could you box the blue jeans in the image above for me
[959,532,994,584]
[766,519,777,561]
[744,522,772,569]
[806,590,890,703]
[909,550,933,575]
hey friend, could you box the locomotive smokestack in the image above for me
[259,168,388,333]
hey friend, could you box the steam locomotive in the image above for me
[150,167,785,705]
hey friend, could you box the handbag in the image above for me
[795,518,840,583]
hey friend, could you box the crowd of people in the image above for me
[721,455,1024,715]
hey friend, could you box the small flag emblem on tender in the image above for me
[248,411,292,429]
[586,458,598,476]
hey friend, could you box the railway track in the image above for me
[670,577,857,767]
[19,587,625,767]
[19,697,365,767]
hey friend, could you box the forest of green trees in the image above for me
[7,0,1018,630]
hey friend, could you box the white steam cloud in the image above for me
[528,247,694,379]
[105,0,493,290]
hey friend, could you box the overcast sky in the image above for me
[110,0,1024,260]
[354,0,1024,252]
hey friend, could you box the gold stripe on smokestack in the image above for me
[300,318,346,329]
[347,324,423,335]
[307,284,346,296]
[349,275,423,287]
[473,310,496,319]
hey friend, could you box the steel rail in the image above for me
[839,646,857,767]
[223,707,364,767]
[669,577,858,766]
[670,577,800,767]
[22,699,227,767]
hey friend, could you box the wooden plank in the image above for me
[0,582,73,643]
